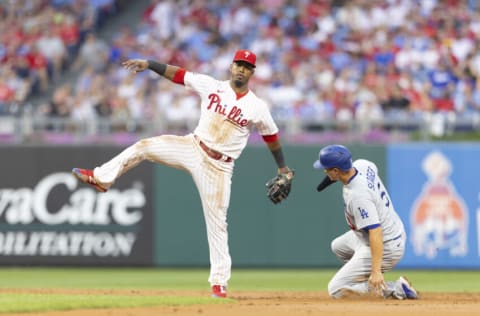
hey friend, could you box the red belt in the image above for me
[195,136,233,163]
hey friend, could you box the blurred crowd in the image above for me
[2,0,480,137]
[0,0,118,112]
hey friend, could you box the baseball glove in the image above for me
[266,170,295,204]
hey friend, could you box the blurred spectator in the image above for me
[0,76,16,114]
[453,74,477,117]
[426,62,456,99]
[25,45,50,92]
[149,0,177,40]
[380,84,411,120]
[70,93,96,122]
[162,92,200,132]
[433,90,455,113]
[73,32,110,72]
[40,83,73,118]
[57,15,81,61]
[36,28,67,81]
[37,83,73,131]
[2,65,30,105]
[355,93,384,134]
[89,0,117,28]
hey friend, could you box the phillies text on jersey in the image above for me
[184,72,278,159]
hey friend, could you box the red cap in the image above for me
[232,49,256,67]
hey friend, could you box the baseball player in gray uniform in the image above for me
[72,50,294,298]
[313,144,419,299]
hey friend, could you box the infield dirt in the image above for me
[1,289,479,316]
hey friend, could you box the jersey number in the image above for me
[377,182,390,207]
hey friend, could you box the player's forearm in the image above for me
[369,227,384,273]
[266,140,287,170]
[147,60,179,81]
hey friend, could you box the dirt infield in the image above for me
[2,290,479,316]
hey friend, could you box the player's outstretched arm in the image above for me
[122,59,180,81]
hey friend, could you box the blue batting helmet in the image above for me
[313,144,352,171]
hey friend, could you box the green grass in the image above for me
[0,268,478,313]
[1,268,480,292]
[383,270,480,292]
[232,269,480,292]
[0,293,223,314]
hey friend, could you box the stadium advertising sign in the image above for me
[0,146,153,265]
[388,144,479,268]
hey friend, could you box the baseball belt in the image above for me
[195,135,233,163]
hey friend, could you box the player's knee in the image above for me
[331,237,353,262]
[331,237,341,255]
[136,138,151,148]
[327,279,342,299]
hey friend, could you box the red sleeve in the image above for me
[262,134,278,143]
[172,68,186,84]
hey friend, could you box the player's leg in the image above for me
[191,157,234,296]
[331,230,361,263]
[92,134,197,188]
[382,237,419,299]
[328,236,406,298]
[327,243,372,298]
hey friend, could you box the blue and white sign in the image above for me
[388,143,480,268]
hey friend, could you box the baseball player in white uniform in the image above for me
[313,144,419,299]
[72,50,294,298]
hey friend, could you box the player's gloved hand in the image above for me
[266,168,295,204]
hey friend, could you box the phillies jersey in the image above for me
[343,159,405,245]
[184,71,279,159]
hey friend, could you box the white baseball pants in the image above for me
[328,230,406,298]
[93,133,234,286]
